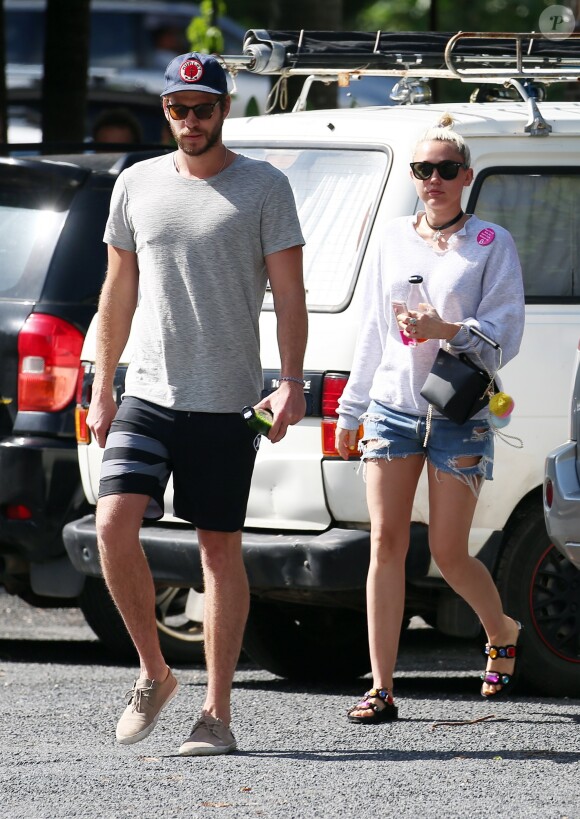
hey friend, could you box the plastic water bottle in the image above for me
[406,274,428,344]
[392,275,428,347]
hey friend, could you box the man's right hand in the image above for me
[87,391,118,448]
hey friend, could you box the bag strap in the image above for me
[456,324,501,387]
[493,426,524,449]
[423,404,434,447]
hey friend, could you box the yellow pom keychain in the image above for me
[489,391,515,428]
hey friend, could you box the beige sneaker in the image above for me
[116,669,178,745]
[179,714,237,756]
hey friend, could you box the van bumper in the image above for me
[63,514,431,591]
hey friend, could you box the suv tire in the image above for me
[79,577,204,663]
[242,599,371,681]
[496,503,580,696]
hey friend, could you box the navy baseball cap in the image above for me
[161,52,229,97]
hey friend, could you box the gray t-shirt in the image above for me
[104,152,304,412]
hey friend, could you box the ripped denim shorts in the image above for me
[361,400,494,484]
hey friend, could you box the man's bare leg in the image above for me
[197,529,249,727]
[96,493,168,681]
[97,493,179,745]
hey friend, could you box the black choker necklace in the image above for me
[425,210,464,242]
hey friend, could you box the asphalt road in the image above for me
[1,589,579,819]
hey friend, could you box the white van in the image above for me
[64,31,580,695]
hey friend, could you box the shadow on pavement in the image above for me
[0,638,130,666]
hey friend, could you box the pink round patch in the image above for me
[477,228,495,246]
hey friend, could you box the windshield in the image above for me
[236,147,389,310]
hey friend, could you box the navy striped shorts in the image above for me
[98,396,259,532]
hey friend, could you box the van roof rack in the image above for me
[222,30,580,117]
[226,30,580,81]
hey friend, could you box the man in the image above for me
[87,52,307,756]
[91,107,143,145]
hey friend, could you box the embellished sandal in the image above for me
[480,620,523,699]
[347,687,398,724]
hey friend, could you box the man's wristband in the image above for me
[280,376,306,387]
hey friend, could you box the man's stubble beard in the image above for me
[173,117,223,157]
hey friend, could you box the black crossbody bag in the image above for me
[420,326,499,425]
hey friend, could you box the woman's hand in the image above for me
[402,303,459,342]
[335,427,358,460]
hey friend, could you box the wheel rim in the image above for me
[529,543,580,663]
[155,587,203,644]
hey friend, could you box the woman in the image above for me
[336,114,525,724]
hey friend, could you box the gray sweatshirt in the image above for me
[337,213,525,430]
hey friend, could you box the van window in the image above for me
[237,148,389,310]
[471,170,580,300]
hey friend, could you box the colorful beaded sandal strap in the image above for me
[480,621,522,699]
[483,643,518,660]
[481,670,512,686]
[354,687,394,712]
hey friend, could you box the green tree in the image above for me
[228,0,576,33]
[348,0,561,32]
[187,0,226,54]
[265,0,344,110]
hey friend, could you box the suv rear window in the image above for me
[0,206,66,299]
[237,147,389,310]
[471,169,580,300]
[0,172,75,300]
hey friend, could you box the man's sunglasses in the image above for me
[166,101,221,121]
[410,160,469,181]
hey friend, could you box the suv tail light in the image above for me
[321,373,362,457]
[4,504,33,520]
[545,478,553,510]
[74,363,91,444]
[18,314,84,412]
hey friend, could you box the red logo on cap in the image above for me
[180,58,204,84]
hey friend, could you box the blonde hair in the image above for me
[413,113,471,166]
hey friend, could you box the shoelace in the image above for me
[190,716,224,738]
[125,681,154,712]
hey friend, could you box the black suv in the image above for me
[0,149,166,619]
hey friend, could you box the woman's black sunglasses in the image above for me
[166,101,221,121]
[410,160,469,181]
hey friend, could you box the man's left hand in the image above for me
[257,380,306,443]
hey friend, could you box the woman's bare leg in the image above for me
[427,460,520,695]
[350,453,424,718]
